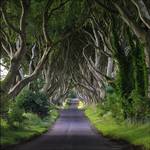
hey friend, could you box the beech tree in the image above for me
[0,0,149,120]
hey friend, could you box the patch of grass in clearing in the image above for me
[0,109,58,146]
[85,105,150,150]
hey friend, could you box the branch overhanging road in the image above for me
[12,100,135,150]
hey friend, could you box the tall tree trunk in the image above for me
[107,57,113,78]
[145,36,150,97]
[41,65,51,93]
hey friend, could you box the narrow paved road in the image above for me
[12,103,136,150]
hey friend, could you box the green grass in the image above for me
[0,109,59,146]
[85,105,150,150]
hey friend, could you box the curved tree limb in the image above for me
[131,0,150,29]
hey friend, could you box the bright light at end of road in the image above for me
[0,59,8,80]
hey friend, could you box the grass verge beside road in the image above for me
[0,109,58,148]
[85,105,150,150]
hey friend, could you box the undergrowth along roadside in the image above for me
[85,105,150,150]
[0,109,59,148]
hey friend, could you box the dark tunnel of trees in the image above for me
[0,1,150,146]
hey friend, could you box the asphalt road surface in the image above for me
[11,102,137,150]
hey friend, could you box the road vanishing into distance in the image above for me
[11,101,137,150]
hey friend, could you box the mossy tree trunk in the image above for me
[112,23,148,119]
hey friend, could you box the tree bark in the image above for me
[1,0,30,93]
[107,57,113,78]
[8,47,52,97]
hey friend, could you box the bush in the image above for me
[16,90,49,117]
[8,103,24,127]
[102,92,124,121]
[106,85,114,94]
[0,117,9,133]
[23,113,43,126]
[102,88,150,122]
[128,90,150,122]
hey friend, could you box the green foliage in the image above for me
[128,91,150,122]
[111,22,134,98]
[8,102,25,127]
[101,89,150,123]
[103,92,124,121]
[133,41,148,96]
[16,89,49,117]
[23,113,43,127]
[0,117,9,136]
[111,24,148,121]
[0,110,58,146]
[105,85,114,94]
[127,30,148,97]
[29,77,45,92]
